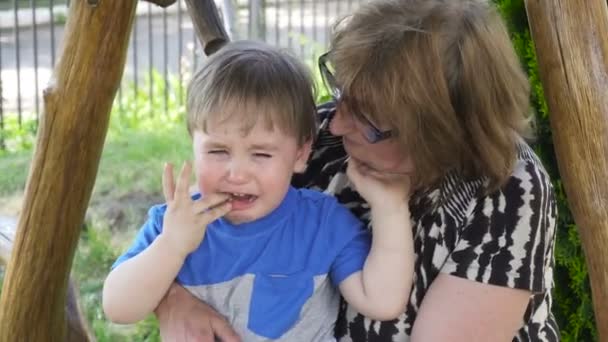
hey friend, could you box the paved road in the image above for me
[0,215,16,264]
[0,0,361,117]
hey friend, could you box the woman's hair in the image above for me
[330,0,532,191]
[187,40,317,146]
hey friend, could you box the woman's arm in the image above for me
[411,274,530,341]
[411,154,556,340]
[155,283,241,342]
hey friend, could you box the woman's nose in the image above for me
[329,105,356,137]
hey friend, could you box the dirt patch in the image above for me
[0,193,24,218]
[0,190,163,234]
[88,190,163,233]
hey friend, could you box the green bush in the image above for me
[73,225,161,341]
[493,1,597,340]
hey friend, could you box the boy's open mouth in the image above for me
[224,192,257,203]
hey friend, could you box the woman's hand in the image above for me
[156,283,241,342]
[161,162,231,258]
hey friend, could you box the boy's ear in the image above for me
[293,140,312,173]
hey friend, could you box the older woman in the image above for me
[155,0,558,340]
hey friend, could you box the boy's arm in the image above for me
[103,162,231,324]
[103,234,186,323]
[338,158,414,320]
[339,203,414,321]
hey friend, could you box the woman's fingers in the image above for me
[210,317,242,342]
[163,163,176,202]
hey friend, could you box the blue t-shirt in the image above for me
[113,186,371,341]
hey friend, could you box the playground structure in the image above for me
[0,0,606,341]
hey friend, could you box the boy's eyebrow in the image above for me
[203,141,228,149]
[249,143,280,151]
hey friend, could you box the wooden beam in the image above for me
[185,0,230,55]
[0,0,137,340]
[524,0,608,338]
[143,0,177,7]
[1,219,91,340]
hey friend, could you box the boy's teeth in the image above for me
[227,193,256,202]
[230,193,250,198]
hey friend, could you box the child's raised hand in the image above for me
[346,158,412,213]
[161,162,231,258]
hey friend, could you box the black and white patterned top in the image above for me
[292,103,559,342]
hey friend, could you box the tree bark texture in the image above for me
[1,220,92,341]
[0,0,137,340]
[524,0,608,339]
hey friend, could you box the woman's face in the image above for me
[329,103,414,178]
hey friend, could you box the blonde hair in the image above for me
[330,0,532,191]
[187,40,317,146]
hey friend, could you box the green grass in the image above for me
[0,150,31,195]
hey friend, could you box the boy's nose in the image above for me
[226,160,249,184]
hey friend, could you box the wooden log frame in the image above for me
[524,0,608,339]
[185,0,230,55]
[0,0,138,340]
[0,0,228,340]
[2,221,91,340]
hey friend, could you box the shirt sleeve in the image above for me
[441,158,557,293]
[111,204,166,269]
[324,198,372,287]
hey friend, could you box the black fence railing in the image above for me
[0,0,363,142]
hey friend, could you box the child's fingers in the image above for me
[175,161,193,198]
[162,163,175,202]
[193,193,231,214]
[200,201,232,223]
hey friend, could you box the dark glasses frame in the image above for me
[318,52,393,144]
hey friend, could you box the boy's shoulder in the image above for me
[290,188,359,229]
[294,187,333,200]
[292,188,341,209]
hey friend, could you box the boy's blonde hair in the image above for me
[187,41,317,146]
[330,0,532,191]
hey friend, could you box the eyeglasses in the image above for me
[318,52,393,144]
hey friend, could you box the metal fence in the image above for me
[0,0,363,135]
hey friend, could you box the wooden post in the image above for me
[1,220,92,341]
[185,0,230,55]
[0,0,137,340]
[524,0,608,339]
